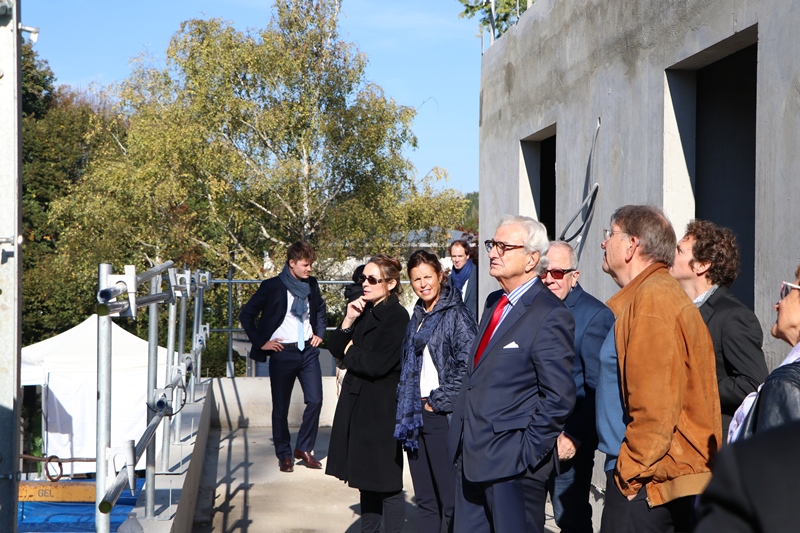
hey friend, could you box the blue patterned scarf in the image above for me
[278,262,310,319]
[394,289,448,452]
[450,259,473,292]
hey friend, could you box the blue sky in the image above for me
[20,0,483,194]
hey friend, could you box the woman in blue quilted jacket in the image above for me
[394,249,477,533]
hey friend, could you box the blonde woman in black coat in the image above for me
[326,255,410,533]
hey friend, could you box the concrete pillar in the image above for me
[0,0,22,529]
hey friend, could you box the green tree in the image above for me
[20,41,55,119]
[54,0,466,281]
[20,42,117,344]
[461,191,478,233]
[457,0,529,39]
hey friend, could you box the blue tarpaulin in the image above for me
[18,478,144,532]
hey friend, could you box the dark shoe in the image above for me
[279,457,294,472]
[293,449,322,469]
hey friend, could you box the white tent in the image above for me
[22,315,168,476]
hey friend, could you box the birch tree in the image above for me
[54,0,465,279]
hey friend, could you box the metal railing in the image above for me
[94,262,212,532]
[213,273,356,376]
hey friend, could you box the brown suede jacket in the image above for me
[607,263,722,506]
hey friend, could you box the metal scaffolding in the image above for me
[94,262,212,532]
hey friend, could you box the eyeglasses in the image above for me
[540,268,576,280]
[603,228,627,240]
[484,239,526,256]
[780,281,800,300]
[358,274,385,285]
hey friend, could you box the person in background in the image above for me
[599,205,720,532]
[448,215,576,533]
[344,264,366,304]
[336,264,366,396]
[239,241,327,473]
[541,241,614,533]
[448,240,478,320]
[729,265,800,441]
[395,250,477,532]
[670,220,768,436]
[326,255,409,533]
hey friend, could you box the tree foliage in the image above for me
[457,0,529,39]
[20,43,116,345]
[22,1,468,368]
[53,0,466,282]
[21,41,55,119]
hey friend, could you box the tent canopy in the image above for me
[22,315,168,475]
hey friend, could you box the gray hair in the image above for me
[498,215,550,274]
[610,205,676,266]
[548,241,578,270]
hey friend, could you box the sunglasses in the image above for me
[780,281,800,300]
[358,274,385,285]
[540,268,576,280]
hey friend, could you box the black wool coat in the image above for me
[325,294,410,492]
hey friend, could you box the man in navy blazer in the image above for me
[448,216,576,533]
[542,241,615,533]
[240,242,327,472]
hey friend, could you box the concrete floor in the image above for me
[194,426,559,533]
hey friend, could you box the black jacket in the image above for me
[699,286,768,433]
[739,360,800,440]
[696,420,800,533]
[325,294,409,492]
[410,284,477,415]
[239,275,327,362]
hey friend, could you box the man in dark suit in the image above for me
[448,215,576,533]
[240,242,327,472]
[542,241,614,533]
[448,239,479,320]
[670,219,768,436]
[695,419,800,533]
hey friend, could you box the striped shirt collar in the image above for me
[505,276,539,307]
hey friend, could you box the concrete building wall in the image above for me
[478,0,800,369]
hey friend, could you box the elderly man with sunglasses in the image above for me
[541,241,614,533]
[448,215,576,533]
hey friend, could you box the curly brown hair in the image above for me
[684,219,740,287]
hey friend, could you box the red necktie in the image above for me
[474,294,509,367]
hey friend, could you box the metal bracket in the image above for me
[196,270,211,290]
[153,387,174,414]
[193,324,209,355]
[107,440,136,495]
[175,269,192,299]
[101,265,137,318]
